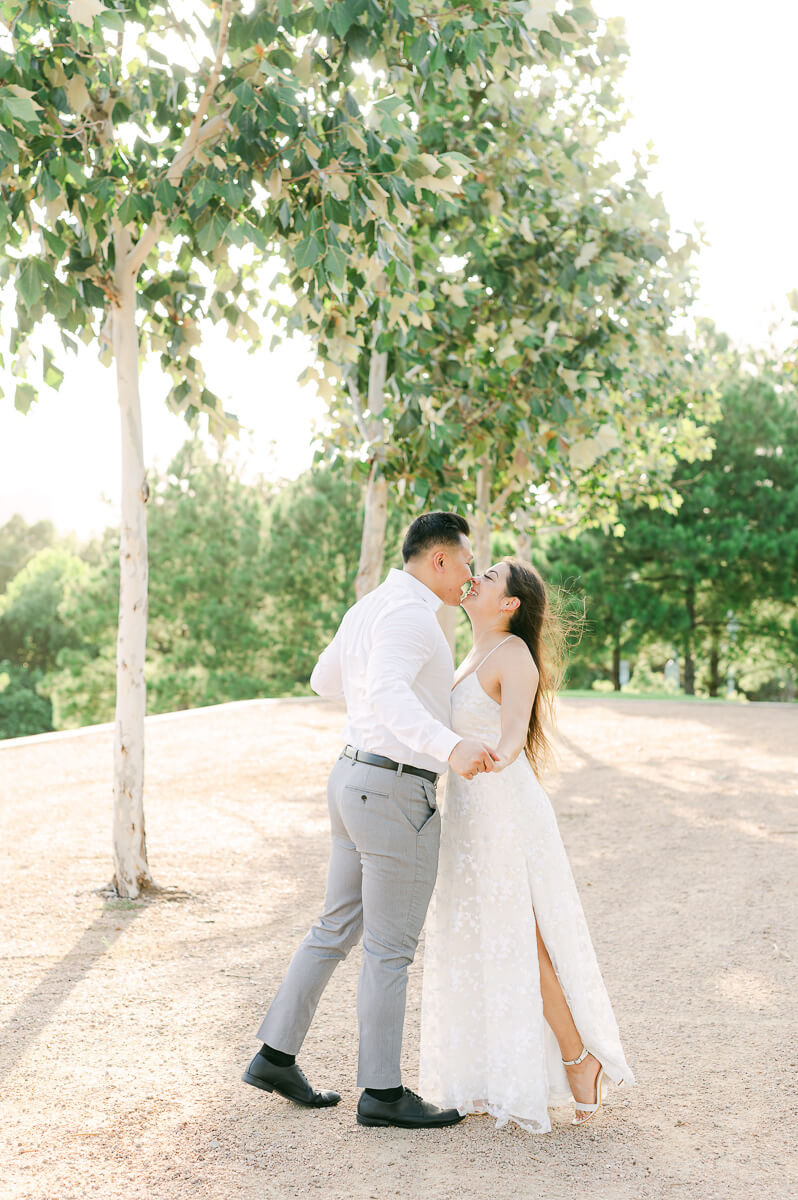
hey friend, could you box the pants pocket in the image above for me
[395,776,438,834]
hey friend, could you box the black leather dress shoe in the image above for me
[242,1053,340,1107]
[356,1087,464,1129]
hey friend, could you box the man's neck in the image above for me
[403,563,444,602]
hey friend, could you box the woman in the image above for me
[419,558,634,1132]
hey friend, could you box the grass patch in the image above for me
[103,896,144,912]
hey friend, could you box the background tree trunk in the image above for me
[354,460,388,600]
[683,583,697,696]
[612,636,621,691]
[708,629,721,697]
[111,234,152,898]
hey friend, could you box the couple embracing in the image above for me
[243,511,634,1133]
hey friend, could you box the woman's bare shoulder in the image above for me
[497,634,539,678]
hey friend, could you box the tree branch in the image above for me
[489,476,522,515]
[126,0,233,276]
[347,375,372,444]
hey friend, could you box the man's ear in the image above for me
[432,549,446,573]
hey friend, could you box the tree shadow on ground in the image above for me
[0,903,144,1079]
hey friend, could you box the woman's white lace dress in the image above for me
[419,668,635,1133]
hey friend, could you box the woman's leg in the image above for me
[535,921,601,1122]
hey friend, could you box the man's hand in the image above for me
[449,739,499,780]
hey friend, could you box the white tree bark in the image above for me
[103,3,232,897]
[355,459,388,600]
[111,229,151,898]
[516,529,532,560]
[351,347,390,600]
[473,455,493,573]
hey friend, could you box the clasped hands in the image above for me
[449,739,510,780]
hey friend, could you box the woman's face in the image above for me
[461,561,513,619]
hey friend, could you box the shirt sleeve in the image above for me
[309,627,345,700]
[366,603,461,764]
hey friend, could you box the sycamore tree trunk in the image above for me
[111,229,152,898]
[355,458,388,601]
[516,528,532,561]
[352,348,389,601]
[473,456,493,573]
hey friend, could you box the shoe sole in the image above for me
[241,1070,339,1107]
[241,1070,275,1094]
[356,1113,464,1129]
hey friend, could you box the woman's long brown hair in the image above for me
[503,558,580,779]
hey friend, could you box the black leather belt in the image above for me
[342,745,438,785]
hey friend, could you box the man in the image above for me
[242,511,498,1129]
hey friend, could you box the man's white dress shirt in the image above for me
[310,568,462,774]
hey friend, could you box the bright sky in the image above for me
[1,0,796,538]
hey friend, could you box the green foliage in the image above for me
[0,546,90,671]
[1,0,551,428]
[0,659,53,739]
[297,4,716,532]
[41,445,379,726]
[546,341,798,695]
[0,515,58,593]
[258,465,404,692]
[146,440,267,691]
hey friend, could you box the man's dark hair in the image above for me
[401,511,470,563]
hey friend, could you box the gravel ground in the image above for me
[1,696,796,1200]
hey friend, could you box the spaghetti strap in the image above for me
[474,634,514,673]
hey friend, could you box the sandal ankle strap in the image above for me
[562,1045,589,1067]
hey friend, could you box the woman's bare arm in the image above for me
[492,639,539,770]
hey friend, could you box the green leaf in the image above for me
[323,245,347,284]
[15,382,36,413]
[196,212,226,254]
[17,259,50,310]
[117,194,145,226]
[295,234,324,270]
[43,347,64,390]
[0,128,19,164]
[155,179,179,208]
[539,30,562,54]
[221,179,244,210]
[330,0,360,38]
[63,156,87,185]
[42,228,67,258]
[396,407,421,437]
[0,92,40,128]
[570,6,597,26]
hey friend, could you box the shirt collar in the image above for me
[386,567,444,612]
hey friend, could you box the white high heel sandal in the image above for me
[562,1045,608,1126]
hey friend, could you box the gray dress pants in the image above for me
[257,751,441,1088]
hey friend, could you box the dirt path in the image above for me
[1,697,796,1200]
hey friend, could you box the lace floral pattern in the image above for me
[419,672,635,1133]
